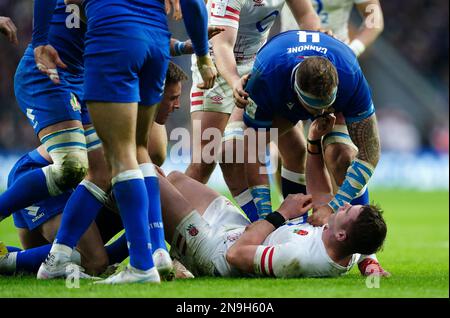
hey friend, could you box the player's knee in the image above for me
[186,162,216,183]
[43,150,88,195]
[150,149,167,167]
[167,170,185,184]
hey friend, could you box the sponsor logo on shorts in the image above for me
[187,224,199,237]
[253,0,265,7]
[210,95,224,104]
[70,93,81,113]
[32,212,45,223]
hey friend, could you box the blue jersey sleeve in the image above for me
[244,72,275,129]
[180,0,209,56]
[32,0,58,48]
[344,71,375,124]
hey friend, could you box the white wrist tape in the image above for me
[349,39,366,57]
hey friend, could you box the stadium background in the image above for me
[0,0,448,191]
[0,0,448,298]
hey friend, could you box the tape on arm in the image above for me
[328,158,374,212]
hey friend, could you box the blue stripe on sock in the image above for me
[41,128,84,143]
[47,142,86,152]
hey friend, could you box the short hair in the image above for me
[296,57,339,100]
[346,205,387,255]
[166,61,188,85]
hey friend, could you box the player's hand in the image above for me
[278,194,313,220]
[233,74,251,109]
[208,26,225,39]
[308,113,336,140]
[165,0,182,20]
[34,45,68,84]
[307,204,333,226]
[319,28,334,38]
[0,16,18,45]
[196,55,217,89]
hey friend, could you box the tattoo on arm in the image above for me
[347,114,381,167]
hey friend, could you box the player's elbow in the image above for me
[226,245,240,268]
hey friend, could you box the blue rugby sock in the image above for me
[105,233,129,265]
[16,244,52,273]
[140,164,167,253]
[351,187,369,205]
[113,170,154,271]
[250,185,272,220]
[7,246,22,253]
[0,169,49,219]
[55,181,104,249]
[234,189,259,222]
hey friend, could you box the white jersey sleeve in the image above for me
[209,0,244,29]
[253,224,357,278]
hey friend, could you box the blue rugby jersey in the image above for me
[244,30,375,128]
[30,0,86,75]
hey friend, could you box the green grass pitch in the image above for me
[0,190,448,298]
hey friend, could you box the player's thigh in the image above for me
[167,171,220,215]
[191,111,230,147]
[148,123,168,167]
[136,104,159,148]
[87,102,138,166]
[14,56,86,139]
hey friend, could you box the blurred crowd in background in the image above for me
[0,0,448,155]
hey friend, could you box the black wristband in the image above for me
[265,211,286,229]
[307,138,322,146]
[307,147,322,155]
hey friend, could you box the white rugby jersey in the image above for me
[280,0,370,43]
[208,0,286,62]
[253,220,357,278]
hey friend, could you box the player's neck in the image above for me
[322,229,353,267]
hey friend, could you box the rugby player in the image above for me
[141,115,387,279]
[0,62,190,279]
[279,0,384,57]
[0,16,18,44]
[226,30,390,276]
[35,0,216,284]
[277,0,385,211]
[185,0,321,220]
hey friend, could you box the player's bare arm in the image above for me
[286,0,321,30]
[0,16,18,44]
[351,0,384,56]
[226,194,313,273]
[347,114,381,167]
[309,114,381,226]
[165,0,182,20]
[210,25,246,100]
[306,114,336,207]
[170,26,225,56]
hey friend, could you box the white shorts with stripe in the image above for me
[169,196,249,277]
[190,56,254,114]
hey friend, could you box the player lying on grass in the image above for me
[118,115,388,280]
[0,63,192,279]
